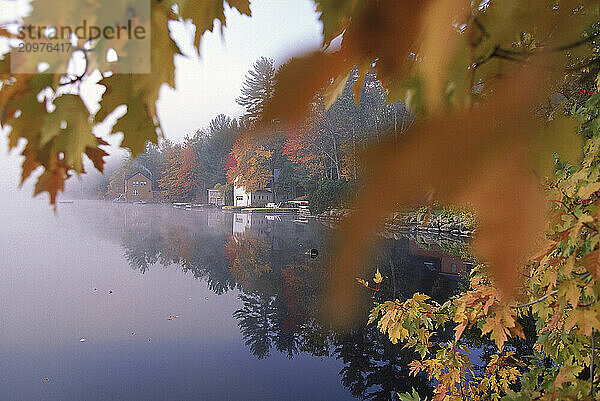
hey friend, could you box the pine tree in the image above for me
[236,57,276,127]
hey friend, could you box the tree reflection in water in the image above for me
[114,206,470,400]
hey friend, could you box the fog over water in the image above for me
[0,201,354,401]
[0,189,472,401]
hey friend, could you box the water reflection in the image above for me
[118,207,236,294]
[102,204,471,399]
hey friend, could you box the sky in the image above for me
[0,0,325,199]
[160,0,323,141]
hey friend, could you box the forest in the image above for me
[89,58,410,214]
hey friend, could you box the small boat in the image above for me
[58,201,74,204]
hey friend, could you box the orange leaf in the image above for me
[323,66,546,324]
[583,249,600,280]
[260,51,349,126]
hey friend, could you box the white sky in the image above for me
[0,0,324,198]
[160,0,323,141]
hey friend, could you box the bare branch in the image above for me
[513,291,558,309]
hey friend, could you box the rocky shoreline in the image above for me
[310,209,475,238]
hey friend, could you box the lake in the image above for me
[0,200,470,400]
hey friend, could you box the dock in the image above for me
[241,207,299,214]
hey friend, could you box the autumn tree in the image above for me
[174,140,202,201]
[225,132,274,192]
[231,57,289,197]
[105,159,133,200]
[158,142,183,202]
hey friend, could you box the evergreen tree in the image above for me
[193,114,240,188]
[236,57,276,127]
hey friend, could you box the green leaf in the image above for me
[45,95,99,173]
[314,0,363,46]
[179,0,250,50]
[113,94,158,156]
[534,116,583,178]
[96,74,159,156]
[396,388,424,401]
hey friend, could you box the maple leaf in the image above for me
[578,182,600,200]
[43,94,102,174]
[261,51,349,126]
[408,360,425,377]
[96,75,161,156]
[85,137,110,174]
[180,0,226,50]
[564,308,600,336]
[226,0,251,16]
[323,66,547,322]
[314,0,363,47]
[179,0,251,50]
[481,315,510,350]
[33,155,69,205]
[553,365,584,391]
[113,96,158,156]
[95,3,180,156]
[454,322,468,343]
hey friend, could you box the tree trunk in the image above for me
[352,126,357,180]
[331,131,341,180]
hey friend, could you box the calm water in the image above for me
[0,200,468,401]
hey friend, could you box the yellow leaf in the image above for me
[481,315,509,350]
[570,214,594,242]
[564,308,600,336]
[373,269,383,284]
[558,279,580,309]
[554,365,583,391]
[578,182,600,200]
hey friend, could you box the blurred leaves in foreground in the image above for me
[3,1,600,398]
